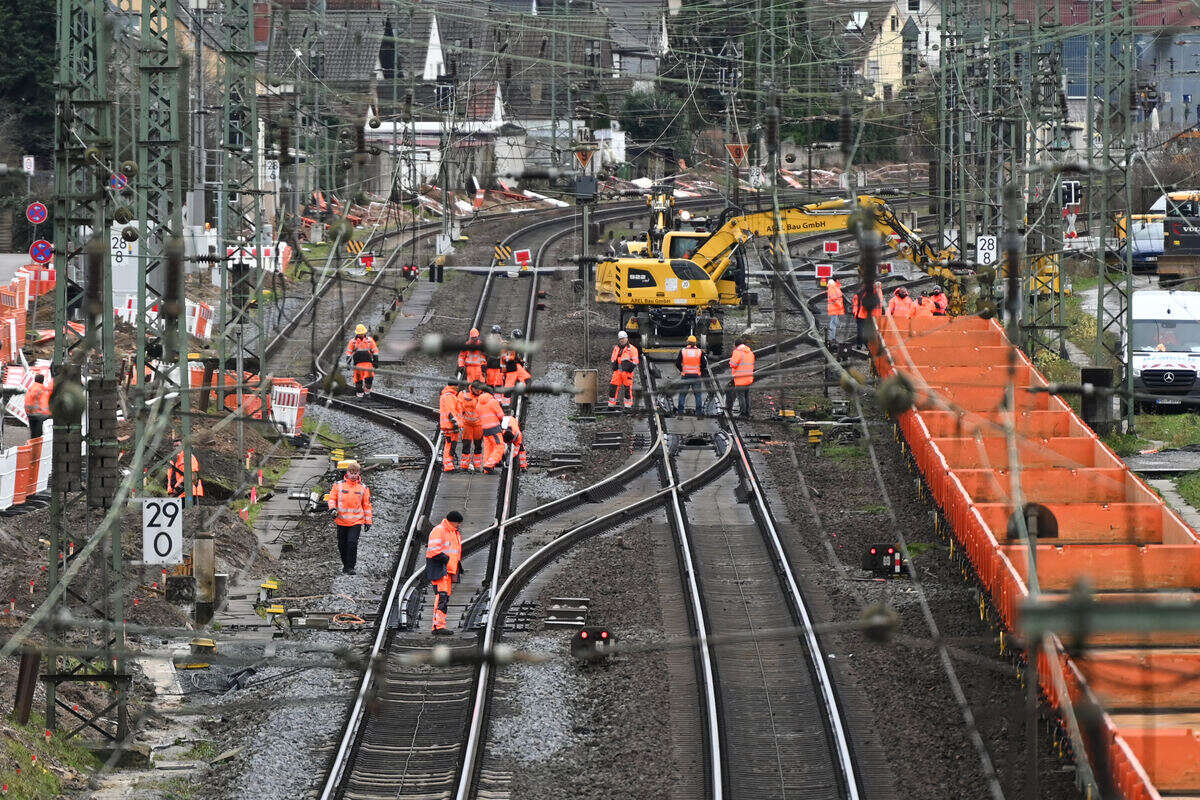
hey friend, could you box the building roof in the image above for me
[266,9,386,86]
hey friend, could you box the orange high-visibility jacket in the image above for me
[345,335,379,366]
[887,295,915,318]
[611,343,640,372]
[329,478,372,526]
[457,390,481,425]
[931,292,949,315]
[826,281,845,316]
[502,416,523,448]
[426,518,463,576]
[167,452,204,497]
[851,292,883,319]
[439,386,461,430]
[477,391,505,430]
[24,383,50,416]
[729,344,756,386]
[677,345,704,377]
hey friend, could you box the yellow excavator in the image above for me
[595,195,957,354]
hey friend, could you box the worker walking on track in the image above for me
[458,328,485,384]
[674,335,707,415]
[328,460,372,575]
[501,415,528,470]
[609,331,639,409]
[725,337,755,419]
[439,382,462,472]
[426,511,464,635]
[502,329,531,407]
[477,383,507,474]
[345,324,379,397]
[24,373,50,439]
[485,324,506,390]
[456,382,485,471]
[166,442,204,500]
[826,278,846,342]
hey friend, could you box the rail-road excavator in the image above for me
[594,195,958,355]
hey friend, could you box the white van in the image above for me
[1129,290,1200,409]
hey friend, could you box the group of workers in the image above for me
[671,334,756,418]
[824,278,948,346]
[438,379,526,473]
[457,326,532,404]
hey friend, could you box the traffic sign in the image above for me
[514,249,532,267]
[359,253,375,270]
[494,244,513,263]
[976,234,999,267]
[29,240,53,264]
[22,156,34,175]
[815,263,833,280]
[879,261,893,275]
[725,142,749,165]
[108,173,128,191]
[823,240,839,255]
[25,202,47,225]
[142,497,184,565]
[574,149,595,170]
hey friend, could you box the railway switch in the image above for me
[571,626,616,661]
[862,544,908,577]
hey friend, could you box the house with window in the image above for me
[853,0,941,101]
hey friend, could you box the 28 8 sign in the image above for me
[142,497,184,565]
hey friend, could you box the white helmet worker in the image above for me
[617,330,628,340]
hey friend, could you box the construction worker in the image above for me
[609,331,639,409]
[484,324,506,390]
[345,324,379,397]
[826,278,846,342]
[166,444,204,499]
[328,460,372,575]
[501,415,528,470]
[726,337,755,419]
[502,329,531,407]
[477,383,507,473]
[456,382,485,471]
[458,328,485,384]
[887,287,916,318]
[674,335,707,415]
[851,284,882,347]
[24,374,50,439]
[425,510,464,635]
[930,285,949,316]
[439,382,462,472]
[915,292,935,318]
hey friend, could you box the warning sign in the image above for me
[574,149,595,170]
[823,240,839,255]
[514,249,532,267]
[815,263,833,280]
[725,143,749,165]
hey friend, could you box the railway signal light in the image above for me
[571,625,616,661]
[862,544,908,577]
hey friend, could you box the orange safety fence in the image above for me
[874,313,1200,800]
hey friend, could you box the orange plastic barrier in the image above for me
[13,443,33,506]
[876,314,1200,800]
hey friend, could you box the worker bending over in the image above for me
[456,382,485,471]
[501,415,528,470]
[458,328,485,384]
[725,337,755,419]
[674,335,707,415]
[501,329,531,407]
[426,510,464,635]
[438,382,462,472]
[24,373,51,439]
[476,383,507,474]
[485,324,506,390]
[328,460,372,575]
[345,324,379,397]
[166,442,204,499]
[609,330,639,409]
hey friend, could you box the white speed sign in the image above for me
[976,234,999,267]
[142,497,184,565]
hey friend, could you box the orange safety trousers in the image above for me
[460,422,483,469]
[441,428,460,471]
[481,426,506,469]
[609,370,635,407]
[431,575,454,631]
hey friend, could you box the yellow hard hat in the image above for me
[355,324,367,335]
[686,335,698,344]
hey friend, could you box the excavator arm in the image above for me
[689,205,853,283]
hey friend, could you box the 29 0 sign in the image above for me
[142,497,184,565]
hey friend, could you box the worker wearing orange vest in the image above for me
[887,287,916,318]
[726,337,755,419]
[609,331,640,409]
[851,283,883,347]
[826,278,846,342]
[477,385,507,473]
[439,383,462,473]
[425,511,464,635]
[457,383,485,471]
[458,328,486,384]
[501,329,531,408]
[24,374,51,439]
[328,460,372,574]
[166,445,204,500]
[501,415,528,470]
[915,293,935,318]
[674,335,708,415]
[930,285,949,316]
[345,325,379,397]
[484,324,506,390]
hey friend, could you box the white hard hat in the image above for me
[617,330,628,339]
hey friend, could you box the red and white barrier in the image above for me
[0,446,16,511]
[186,301,214,340]
[269,381,308,435]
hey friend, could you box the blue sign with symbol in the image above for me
[25,202,47,225]
[108,173,128,191]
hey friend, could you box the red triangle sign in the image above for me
[725,143,748,165]
[575,149,594,169]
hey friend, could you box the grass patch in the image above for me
[904,541,938,558]
[858,503,888,514]
[1133,413,1200,449]
[1175,470,1200,509]
[1103,431,1151,457]
[822,443,865,462]
[303,415,352,450]
[182,740,218,762]
[1,715,101,800]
